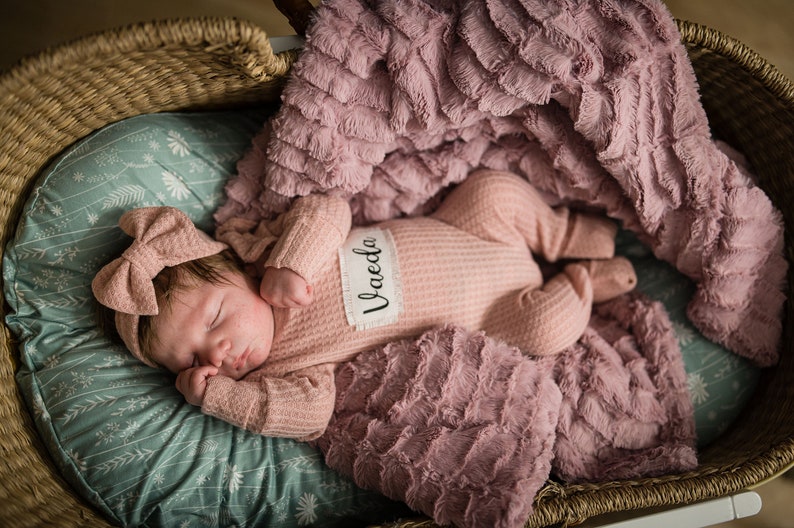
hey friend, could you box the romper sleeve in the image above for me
[265,194,352,282]
[525,204,619,262]
[552,211,619,261]
[216,194,352,283]
[201,363,337,441]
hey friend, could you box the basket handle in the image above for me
[273,0,315,36]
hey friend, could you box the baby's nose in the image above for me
[207,339,232,367]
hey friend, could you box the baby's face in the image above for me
[148,270,275,380]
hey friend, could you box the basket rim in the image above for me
[675,19,794,107]
[3,18,789,108]
[0,16,281,85]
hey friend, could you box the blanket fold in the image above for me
[316,292,696,528]
[216,0,787,366]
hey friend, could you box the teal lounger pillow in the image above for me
[2,109,407,527]
[2,109,759,527]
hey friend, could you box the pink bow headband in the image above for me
[92,207,227,366]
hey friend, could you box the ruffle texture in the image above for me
[316,297,695,528]
[216,0,787,366]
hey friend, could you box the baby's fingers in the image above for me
[176,366,218,406]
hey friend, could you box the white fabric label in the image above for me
[338,227,403,330]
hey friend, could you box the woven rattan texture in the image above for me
[0,7,791,527]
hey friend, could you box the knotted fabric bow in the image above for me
[92,206,227,366]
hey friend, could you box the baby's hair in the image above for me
[96,250,245,365]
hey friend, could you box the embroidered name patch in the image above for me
[339,227,403,330]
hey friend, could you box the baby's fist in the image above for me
[176,366,218,406]
[261,267,314,308]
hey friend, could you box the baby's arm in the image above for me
[264,194,352,279]
[216,194,352,291]
[200,364,337,441]
[553,211,618,261]
[433,170,618,262]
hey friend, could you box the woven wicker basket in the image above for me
[0,3,791,527]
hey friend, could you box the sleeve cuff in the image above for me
[202,376,262,430]
[265,195,352,281]
[559,213,617,260]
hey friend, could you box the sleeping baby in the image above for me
[92,169,636,440]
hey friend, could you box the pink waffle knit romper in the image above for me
[204,170,619,440]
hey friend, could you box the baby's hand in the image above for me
[176,366,218,406]
[261,267,314,308]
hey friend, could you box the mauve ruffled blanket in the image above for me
[216,0,787,366]
[316,297,696,528]
[213,0,787,525]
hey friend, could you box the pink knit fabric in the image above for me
[216,0,787,366]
